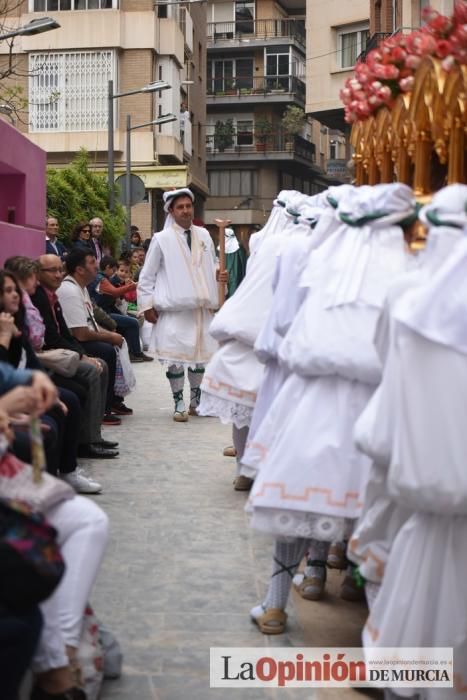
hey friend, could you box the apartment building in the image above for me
[307,0,455,141]
[205,0,331,242]
[1,0,208,235]
[370,0,455,35]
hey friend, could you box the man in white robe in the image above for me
[138,188,227,421]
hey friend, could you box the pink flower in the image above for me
[399,76,415,92]
[368,94,383,107]
[454,3,467,25]
[429,14,453,36]
[405,55,422,70]
[377,85,392,102]
[441,55,456,71]
[391,46,407,63]
[435,39,453,58]
[373,63,400,80]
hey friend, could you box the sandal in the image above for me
[252,606,287,635]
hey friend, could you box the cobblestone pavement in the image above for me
[89,362,372,700]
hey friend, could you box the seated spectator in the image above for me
[5,256,119,460]
[0,270,103,494]
[89,256,152,363]
[129,247,145,282]
[69,222,93,253]
[33,254,121,444]
[0,380,108,699]
[56,249,133,417]
[114,258,138,312]
[3,257,45,353]
[45,216,68,260]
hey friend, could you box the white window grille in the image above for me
[30,0,117,10]
[29,51,115,132]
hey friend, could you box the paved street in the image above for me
[90,361,372,700]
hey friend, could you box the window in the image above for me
[208,169,257,197]
[235,0,254,34]
[31,0,115,9]
[265,47,290,90]
[207,57,253,93]
[236,120,253,146]
[338,25,369,68]
[29,51,115,132]
[329,140,337,160]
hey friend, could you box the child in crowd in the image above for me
[91,257,152,363]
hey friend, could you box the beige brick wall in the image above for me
[131,200,152,237]
[187,3,208,197]
[120,0,153,11]
[118,49,154,133]
[256,0,287,20]
[0,53,28,134]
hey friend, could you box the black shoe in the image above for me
[77,444,119,459]
[95,439,119,449]
[111,402,133,415]
[31,686,87,700]
[129,353,145,363]
[102,413,121,426]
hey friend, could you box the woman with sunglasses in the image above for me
[69,222,93,253]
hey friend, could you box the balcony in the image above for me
[207,75,305,106]
[207,18,305,50]
[357,32,392,61]
[206,129,315,166]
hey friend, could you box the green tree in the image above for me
[47,150,126,254]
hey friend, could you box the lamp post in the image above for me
[125,113,177,243]
[108,79,171,212]
[0,17,60,41]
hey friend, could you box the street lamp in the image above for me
[0,17,60,41]
[108,79,171,212]
[125,113,177,241]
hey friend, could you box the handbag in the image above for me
[0,451,74,513]
[37,348,80,378]
[114,340,136,397]
[0,497,65,611]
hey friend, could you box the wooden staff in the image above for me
[215,218,231,307]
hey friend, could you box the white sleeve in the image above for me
[137,237,162,312]
[57,284,89,329]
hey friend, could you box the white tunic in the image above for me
[137,221,218,366]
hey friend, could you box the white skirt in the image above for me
[198,339,264,428]
[150,307,218,367]
[363,513,467,700]
[246,373,374,539]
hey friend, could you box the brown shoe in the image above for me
[340,567,366,602]
[223,445,237,457]
[233,475,253,491]
[327,540,348,570]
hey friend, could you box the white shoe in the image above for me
[61,468,102,494]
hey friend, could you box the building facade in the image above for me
[1,0,208,236]
[204,0,331,244]
[307,0,455,136]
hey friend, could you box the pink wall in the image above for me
[0,120,47,265]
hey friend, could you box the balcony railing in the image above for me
[357,32,392,61]
[207,75,305,101]
[206,129,315,162]
[207,18,305,47]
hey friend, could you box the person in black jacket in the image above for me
[34,255,122,443]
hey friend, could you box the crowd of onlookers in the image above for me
[0,216,152,699]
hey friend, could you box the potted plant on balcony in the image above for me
[281,105,305,150]
[255,116,273,152]
[213,119,235,152]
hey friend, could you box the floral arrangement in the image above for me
[340,4,467,124]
